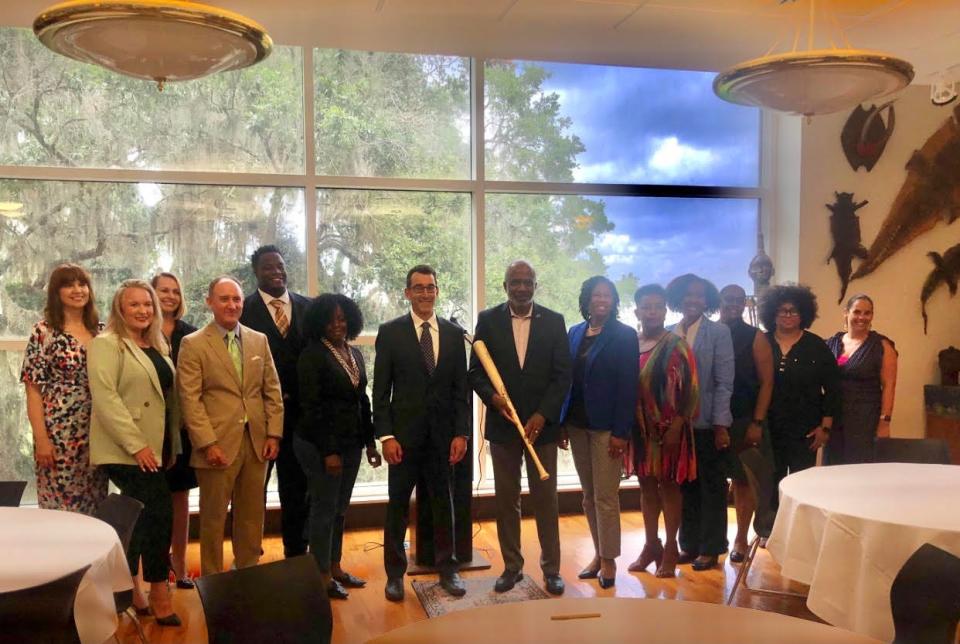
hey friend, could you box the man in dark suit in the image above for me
[239,245,312,559]
[374,265,470,601]
[468,260,572,596]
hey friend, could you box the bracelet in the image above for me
[880,414,892,422]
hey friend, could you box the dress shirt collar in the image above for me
[258,288,289,306]
[508,304,534,320]
[214,322,241,339]
[411,310,438,331]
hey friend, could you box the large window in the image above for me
[0,26,761,501]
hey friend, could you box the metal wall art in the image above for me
[921,243,960,334]
[826,192,869,304]
[841,102,896,172]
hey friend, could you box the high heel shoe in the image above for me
[577,562,601,579]
[691,555,720,571]
[628,539,663,572]
[656,542,679,578]
[598,574,616,589]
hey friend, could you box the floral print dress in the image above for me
[20,320,108,514]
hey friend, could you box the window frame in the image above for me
[0,44,768,504]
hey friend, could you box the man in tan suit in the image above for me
[177,276,284,576]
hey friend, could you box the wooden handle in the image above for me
[472,341,550,481]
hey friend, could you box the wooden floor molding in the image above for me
[116,509,818,644]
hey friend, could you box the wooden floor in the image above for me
[117,509,818,644]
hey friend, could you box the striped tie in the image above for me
[270,299,289,337]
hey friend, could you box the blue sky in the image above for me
[521,60,761,292]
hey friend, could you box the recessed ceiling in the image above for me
[6,1,958,81]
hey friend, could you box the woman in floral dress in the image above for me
[20,263,108,514]
[626,283,699,578]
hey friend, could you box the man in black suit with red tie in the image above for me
[240,245,312,560]
[373,265,470,601]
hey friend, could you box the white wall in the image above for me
[792,85,959,437]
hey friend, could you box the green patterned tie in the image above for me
[226,330,243,381]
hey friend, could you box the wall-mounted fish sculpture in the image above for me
[841,102,896,172]
[920,242,960,334]
[827,192,869,304]
[851,104,960,281]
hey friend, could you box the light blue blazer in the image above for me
[669,316,734,429]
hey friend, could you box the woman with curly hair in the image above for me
[296,293,382,599]
[626,284,698,578]
[759,284,840,506]
[665,273,734,571]
[561,276,638,588]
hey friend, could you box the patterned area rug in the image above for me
[412,575,550,618]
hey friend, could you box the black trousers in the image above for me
[383,438,457,579]
[770,426,817,512]
[265,410,310,557]
[293,435,362,572]
[679,428,729,557]
[102,464,173,583]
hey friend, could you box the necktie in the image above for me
[420,321,435,375]
[226,330,243,380]
[270,299,289,337]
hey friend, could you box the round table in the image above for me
[0,507,134,644]
[767,463,960,642]
[366,598,880,643]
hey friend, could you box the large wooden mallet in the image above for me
[472,340,549,481]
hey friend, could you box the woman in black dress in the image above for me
[759,285,840,507]
[151,272,198,589]
[825,294,897,464]
[296,293,382,599]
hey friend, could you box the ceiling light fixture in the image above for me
[33,1,273,91]
[713,0,913,119]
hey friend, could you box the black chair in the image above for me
[0,480,27,507]
[726,447,806,604]
[93,493,147,644]
[195,555,333,644]
[890,543,960,644]
[0,564,90,644]
[874,438,952,464]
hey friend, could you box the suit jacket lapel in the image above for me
[586,324,616,375]
[498,303,523,373]
[249,293,283,343]
[122,337,164,399]
[404,313,431,377]
[239,323,258,391]
[204,324,242,390]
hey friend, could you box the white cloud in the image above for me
[646,136,716,179]
[597,232,639,255]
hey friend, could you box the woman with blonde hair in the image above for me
[88,279,182,625]
[20,263,108,514]
[151,271,198,589]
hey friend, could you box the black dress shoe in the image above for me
[676,551,697,565]
[598,575,615,589]
[439,572,466,597]
[577,566,600,580]
[327,579,349,600]
[494,571,523,593]
[691,555,719,571]
[384,577,404,602]
[333,571,367,588]
[154,612,182,627]
[544,574,565,595]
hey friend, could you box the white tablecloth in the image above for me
[767,463,960,642]
[0,507,134,644]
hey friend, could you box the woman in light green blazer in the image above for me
[88,279,182,626]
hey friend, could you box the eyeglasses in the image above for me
[409,285,437,295]
[777,308,800,317]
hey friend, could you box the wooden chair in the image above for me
[0,480,27,507]
[890,543,960,644]
[874,438,951,464]
[0,564,91,644]
[195,555,333,644]
[94,493,148,644]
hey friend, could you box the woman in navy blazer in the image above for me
[560,276,639,588]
